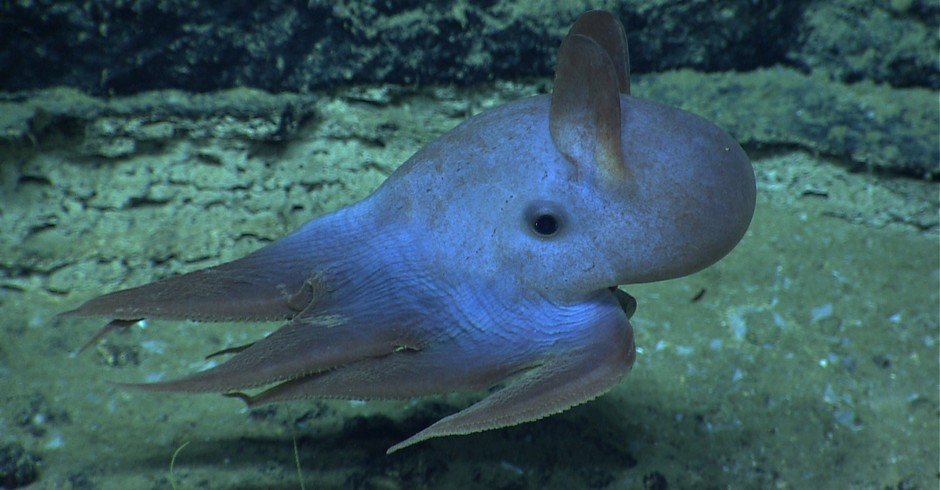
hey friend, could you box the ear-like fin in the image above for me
[550,32,626,185]
[568,10,630,95]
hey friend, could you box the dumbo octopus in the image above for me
[62,10,755,453]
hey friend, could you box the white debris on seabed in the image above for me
[833,410,863,431]
[140,340,165,354]
[44,434,64,450]
[726,308,748,340]
[810,303,833,323]
[499,460,525,476]
[29,314,44,328]
[675,345,694,356]
[192,358,219,371]
[822,383,863,431]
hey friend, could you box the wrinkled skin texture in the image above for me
[61,10,755,453]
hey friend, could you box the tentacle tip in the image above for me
[108,380,149,392]
[385,440,410,455]
[386,430,434,455]
[222,391,255,407]
[74,318,144,356]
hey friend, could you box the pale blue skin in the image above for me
[62,11,755,453]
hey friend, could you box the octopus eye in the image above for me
[532,214,559,236]
[524,200,565,238]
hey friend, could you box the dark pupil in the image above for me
[533,214,558,236]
